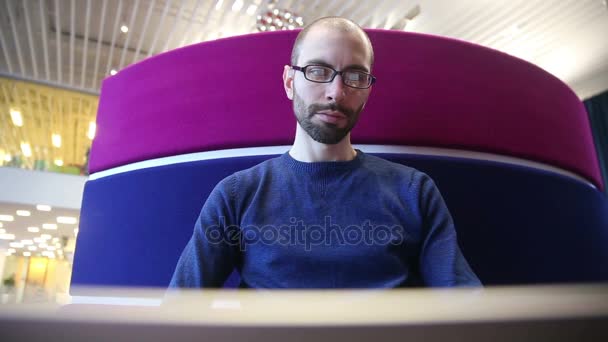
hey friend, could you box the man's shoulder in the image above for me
[361,152,425,177]
[216,153,285,188]
[233,153,284,177]
[359,152,438,193]
[211,154,284,196]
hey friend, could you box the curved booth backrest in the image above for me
[72,30,608,289]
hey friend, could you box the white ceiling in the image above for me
[0,167,84,258]
[1,0,608,97]
[0,201,78,259]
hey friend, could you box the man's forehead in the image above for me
[297,26,371,66]
[302,25,365,47]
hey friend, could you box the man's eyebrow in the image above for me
[304,59,370,73]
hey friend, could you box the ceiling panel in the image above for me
[0,0,605,93]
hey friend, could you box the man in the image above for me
[169,17,481,288]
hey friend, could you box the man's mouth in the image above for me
[315,111,347,124]
[316,111,346,119]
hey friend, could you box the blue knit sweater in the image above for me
[170,150,481,288]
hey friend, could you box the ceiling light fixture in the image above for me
[246,4,257,15]
[88,122,97,140]
[54,159,64,167]
[43,251,56,259]
[120,25,129,33]
[0,233,16,240]
[20,142,32,157]
[0,215,15,222]
[16,210,31,217]
[110,69,118,76]
[37,205,52,212]
[390,5,421,30]
[232,0,243,12]
[57,216,78,224]
[10,109,23,127]
[42,223,58,230]
[256,1,304,32]
[52,133,62,148]
[28,227,40,233]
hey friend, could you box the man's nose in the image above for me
[325,74,346,102]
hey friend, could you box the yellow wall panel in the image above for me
[0,77,99,173]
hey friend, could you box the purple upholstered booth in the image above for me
[71,29,608,290]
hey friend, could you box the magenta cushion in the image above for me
[89,29,602,190]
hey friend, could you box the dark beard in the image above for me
[293,93,362,145]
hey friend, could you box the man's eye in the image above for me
[309,67,329,76]
[346,72,362,81]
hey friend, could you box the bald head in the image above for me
[290,17,374,69]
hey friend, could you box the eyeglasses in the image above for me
[291,65,376,89]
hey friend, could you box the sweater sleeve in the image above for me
[168,176,241,288]
[417,173,482,287]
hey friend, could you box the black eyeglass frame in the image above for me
[291,65,377,89]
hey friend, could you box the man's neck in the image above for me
[289,124,357,162]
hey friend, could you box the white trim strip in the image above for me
[89,146,292,180]
[358,145,596,189]
[69,295,162,306]
[88,144,596,189]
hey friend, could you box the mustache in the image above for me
[308,103,354,118]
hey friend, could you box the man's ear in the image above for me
[282,65,294,100]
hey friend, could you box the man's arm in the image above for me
[169,177,240,288]
[417,174,482,287]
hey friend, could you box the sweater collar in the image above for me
[281,149,364,175]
